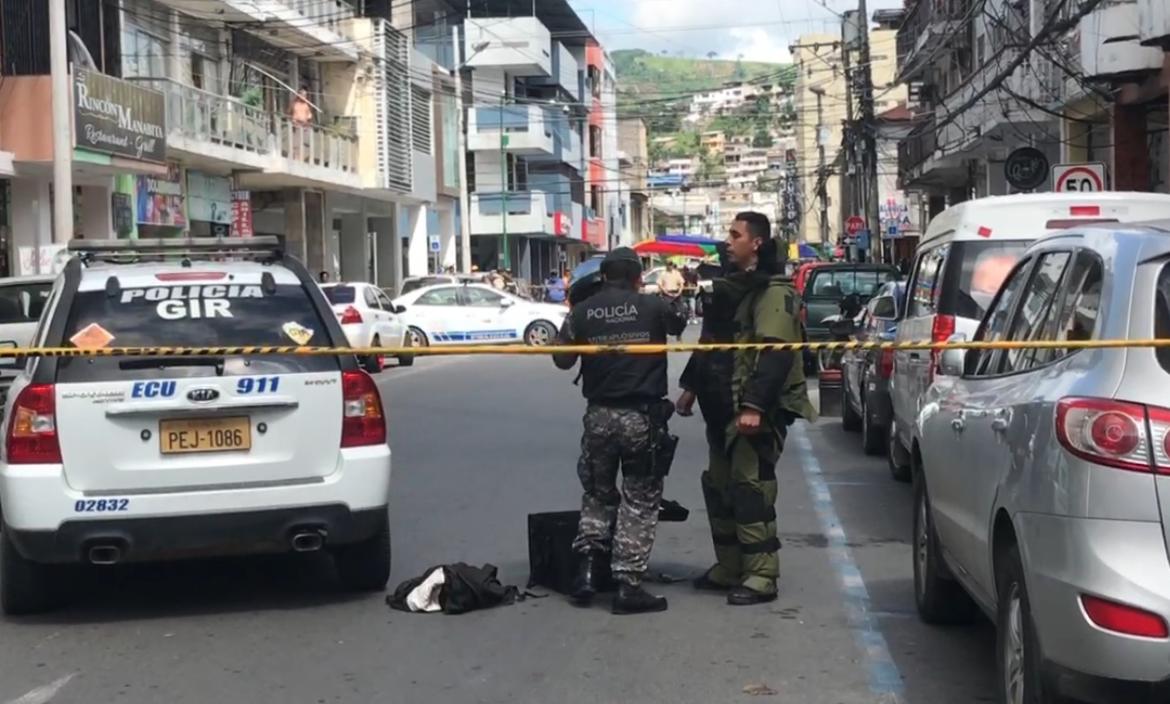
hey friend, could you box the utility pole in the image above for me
[811,86,830,248]
[841,14,858,243]
[499,92,510,272]
[857,0,881,263]
[453,26,472,274]
[50,0,73,252]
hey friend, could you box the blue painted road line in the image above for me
[792,424,906,703]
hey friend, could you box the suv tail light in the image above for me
[6,384,62,464]
[339,306,363,325]
[1055,397,1170,473]
[928,314,955,381]
[1081,595,1169,639]
[341,370,386,448]
[877,348,895,379]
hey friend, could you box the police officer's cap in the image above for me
[603,247,641,266]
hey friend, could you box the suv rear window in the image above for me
[322,285,355,304]
[0,282,51,324]
[806,268,898,297]
[942,241,1028,320]
[55,283,338,382]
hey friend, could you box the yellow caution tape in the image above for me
[8,338,1170,357]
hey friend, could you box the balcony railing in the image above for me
[126,78,270,156]
[287,0,357,37]
[898,116,937,184]
[277,118,359,175]
[897,0,969,76]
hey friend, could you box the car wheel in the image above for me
[365,335,384,372]
[333,516,391,592]
[841,382,862,432]
[525,320,557,347]
[996,544,1051,704]
[912,474,977,625]
[1,529,59,615]
[888,420,912,482]
[407,327,429,348]
[862,396,884,455]
[396,332,415,367]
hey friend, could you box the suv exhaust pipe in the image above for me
[290,530,325,553]
[87,544,123,565]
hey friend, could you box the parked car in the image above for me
[841,282,904,457]
[0,276,54,407]
[391,283,568,347]
[321,282,412,370]
[0,237,391,614]
[912,221,1170,703]
[888,191,1170,482]
[642,263,720,296]
[793,261,829,296]
[801,263,900,343]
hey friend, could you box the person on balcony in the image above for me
[289,86,314,160]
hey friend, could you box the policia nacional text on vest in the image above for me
[553,248,688,615]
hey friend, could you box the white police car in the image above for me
[392,282,567,347]
[0,238,392,615]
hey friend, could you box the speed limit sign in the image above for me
[1053,163,1107,192]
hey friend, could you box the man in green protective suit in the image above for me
[676,212,816,605]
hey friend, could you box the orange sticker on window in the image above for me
[69,323,115,350]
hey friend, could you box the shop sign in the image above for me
[231,191,254,238]
[74,69,166,163]
[136,162,186,227]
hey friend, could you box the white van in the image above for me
[887,192,1170,481]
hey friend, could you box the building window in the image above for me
[591,185,602,214]
[589,126,602,158]
[121,26,166,79]
[411,86,432,154]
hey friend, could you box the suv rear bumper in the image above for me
[1017,512,1170,686]
[4,504,386,564]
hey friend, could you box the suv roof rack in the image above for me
[68,237,284,264]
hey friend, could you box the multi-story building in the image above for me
[725,146,770,191]
[618,118,650,243]
[459,5,615,278]
[0,0,449,291]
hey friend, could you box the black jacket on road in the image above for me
[553,283,688,403]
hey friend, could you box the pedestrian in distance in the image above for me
[676,212,816,605]
[553,247,688,614]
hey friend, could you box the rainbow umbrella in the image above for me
[632,239,719,258]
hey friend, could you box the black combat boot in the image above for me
[727,585,777,606]
[612,584,668,615]
[569,553,599,605]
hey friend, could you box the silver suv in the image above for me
[914,222,1170,702]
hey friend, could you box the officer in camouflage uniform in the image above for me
[677,212,815,605]
[554,247,688,614]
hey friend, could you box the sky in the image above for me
[567,0,905,64]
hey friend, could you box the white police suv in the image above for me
[0,238,392,615]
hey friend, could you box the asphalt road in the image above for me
[0,346,997,704]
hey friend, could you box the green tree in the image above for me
[752,129,774,148]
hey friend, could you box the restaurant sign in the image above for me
[74,69,166,163]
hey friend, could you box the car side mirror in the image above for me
[500,298,515,308]
[394,304,407,314]
[872,296,897,320]
[938,333,968,377]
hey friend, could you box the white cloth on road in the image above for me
[405,567,447,612]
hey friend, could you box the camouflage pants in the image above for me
[572,404,664,587]
[701,422,786,595]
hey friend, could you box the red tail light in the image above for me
[878,348,895,379]
[339,306,363,325]
[6,384,62,464]
[1055,397,1159,473]
[341,370,386,448]
[1081,595,1169,639]
[928,314,955,380]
